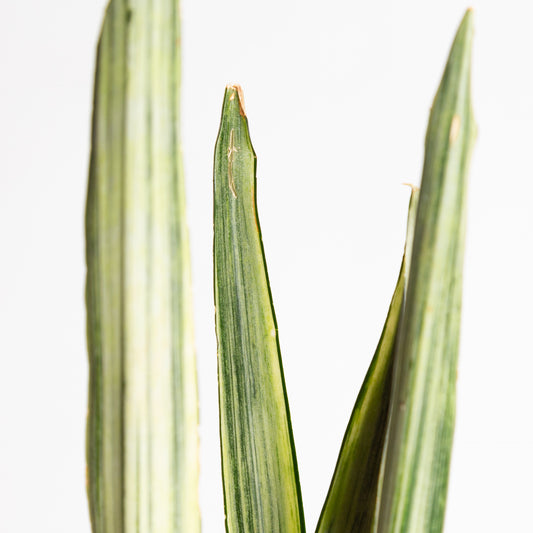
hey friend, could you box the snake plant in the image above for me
[375,11,475,532]
[85,3,475,532]
[213,85,306,533]
[85,1,199,532]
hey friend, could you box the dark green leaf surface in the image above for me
[376,10,476,533]
[85,1,199,531]
[315,190,419,533]
[214,85,305,533]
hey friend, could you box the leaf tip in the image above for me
[225,83,247,117]
[401,182,420,193]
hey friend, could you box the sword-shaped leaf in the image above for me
[85,1,199,531]
[316,189,419,533]
[214,85,306,533]
[376,10,476,533]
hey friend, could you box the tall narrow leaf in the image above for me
[214,85,306,533]
[85,1,199,532]
[376,10,476,533]
[316,190,419,533]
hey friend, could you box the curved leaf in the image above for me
[316,190,418,533]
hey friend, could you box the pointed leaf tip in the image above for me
[224,84,247,117]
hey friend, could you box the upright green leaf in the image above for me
[376,10,476,533]
[85,1,199,532]
[316,190,419,533]
[214,85,305,533]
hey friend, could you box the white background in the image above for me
[1,0,532,531]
